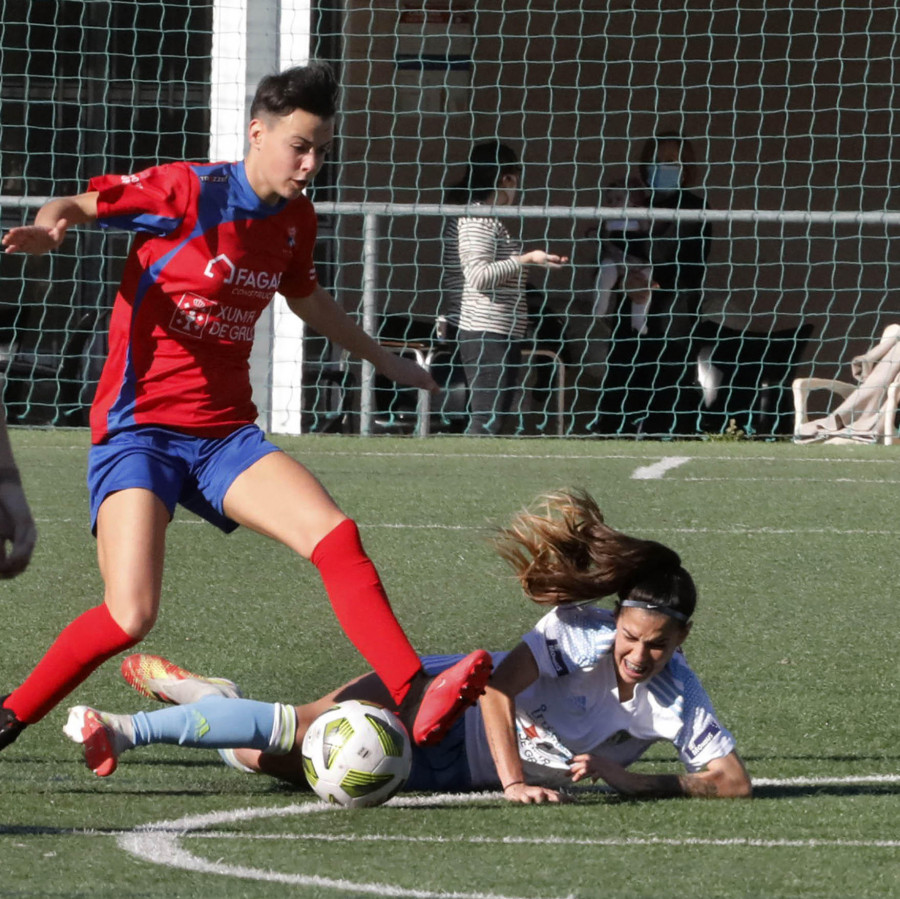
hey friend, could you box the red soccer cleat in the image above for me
[63,706,118,777]
[411,650,493,746]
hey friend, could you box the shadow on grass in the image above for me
[752,783,899,799]
[566,782,899,803]
[0,824,127,836]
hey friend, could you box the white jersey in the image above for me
[464,605,736,788]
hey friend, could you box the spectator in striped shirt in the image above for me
[441,142,568,435]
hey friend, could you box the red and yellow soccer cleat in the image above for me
[120,653,240,704]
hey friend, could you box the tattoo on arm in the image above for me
[677,773,719,798]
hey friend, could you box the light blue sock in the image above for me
[132,696,284,750]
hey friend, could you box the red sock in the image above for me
[5,604,139,723]
[311,519,422,703]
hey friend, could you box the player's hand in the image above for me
[0,475,37,579]
[2,219,69,256]
[569,754,633,791]
[378,353,439,393]
[519,249,570,269]
[502,782,566,804]
[850,354,872,382]
[623,269,657,304]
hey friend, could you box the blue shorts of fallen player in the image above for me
[406,654,475,792]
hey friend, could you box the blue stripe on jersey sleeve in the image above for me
[647,676,684,718]
[97,212,183,236]
[647,661,686,719]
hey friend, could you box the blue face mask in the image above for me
[649,163,682,194]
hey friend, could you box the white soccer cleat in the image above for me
[120,653,242,705]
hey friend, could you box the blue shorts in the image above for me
[405,654,473,792]
[87,424,281,534]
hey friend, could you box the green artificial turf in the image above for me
[1,431,897,898]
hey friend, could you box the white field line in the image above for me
[631,456,692,479]
[284,449,900,464]
[184,832,900,849]
[682,476,900,483]
[117,795,575,899]
[751,774,900,786]
[17,443,900,465]
[0,777,887,899]
[29,517,900,537]
[112,775,900,899]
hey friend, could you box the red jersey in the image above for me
[88,160,318,443]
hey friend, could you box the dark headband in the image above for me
[617,599,691,624]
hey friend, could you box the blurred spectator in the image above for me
[441,141,567,435]
[593,131,712,435]
[593,175,656,336]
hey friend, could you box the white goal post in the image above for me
[212,0,313,435]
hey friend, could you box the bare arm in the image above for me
[2,192,99,256]
[285,285,437,392]
[516,249,569,268]
[569,749,752,799]
[0,398,36,578]
[0,194,96,566]
[480,642,565,804]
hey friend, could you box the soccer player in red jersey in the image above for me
[0,63,491,752]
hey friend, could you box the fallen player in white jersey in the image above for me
[65,490,752,803]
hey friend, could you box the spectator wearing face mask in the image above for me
[594,131,711,436]
[640,132,711,342]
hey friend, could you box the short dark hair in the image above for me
[250,62,338,121]
[446,140,521,203]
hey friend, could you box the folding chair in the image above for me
[792,324,900,445]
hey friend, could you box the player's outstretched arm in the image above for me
[0,400,36,579]
[569,749,752,799]
[480,642,564,804]
[286,286,438,392]
[2,192,99,256]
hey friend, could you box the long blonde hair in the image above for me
[494,489,694,612]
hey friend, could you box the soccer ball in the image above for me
[301,700,412,808]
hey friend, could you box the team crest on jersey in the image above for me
[171,293,214,337]
[287,227,296,248]
[171,293,258,343]
[515,715,573,770]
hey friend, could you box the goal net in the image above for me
[1,1,897,438]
